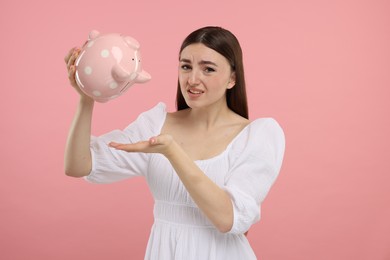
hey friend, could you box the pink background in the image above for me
[1,0,389,259]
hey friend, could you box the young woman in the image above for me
[65,26,285,259]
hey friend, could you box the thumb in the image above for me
[149,134,173,146]
[149,136,158,145]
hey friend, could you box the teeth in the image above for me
[189,89,203,94]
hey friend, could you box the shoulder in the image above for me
[124,102,167,136]
[250,118,284,136]
[138,102,167,121]
[135,102,167,124]
[228,117,285,173]
[247,117,285,162]
[232,117,285,158]
[249,117,285,146]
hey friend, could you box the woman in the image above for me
[65,26,285,259]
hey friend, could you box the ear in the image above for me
[89,30,100,40]
[124,36,140,49]
[227,72,236,89]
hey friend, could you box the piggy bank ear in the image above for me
[135,70,151,83]
[89,30,100,40]
[112,64,131,82]
[124,36,140,49]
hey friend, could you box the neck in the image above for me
[186,101,232,130]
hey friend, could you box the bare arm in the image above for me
[109,135,234,233]
[64,98,94,177]
[164,141,234,233]
[64,47,95,177]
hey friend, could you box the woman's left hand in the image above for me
[109,134,176,156]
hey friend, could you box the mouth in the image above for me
[188,88,204,95]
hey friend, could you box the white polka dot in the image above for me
[101,49,109,58]
[109,82,118,89]
[84,66,92,75]
[110,95,119,99]
[92,90,102,97]
[87,41,94,47]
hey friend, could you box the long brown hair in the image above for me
[176,26,249,119]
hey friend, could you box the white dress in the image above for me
[85,102,285,260]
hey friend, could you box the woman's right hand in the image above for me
[64,47,93,101]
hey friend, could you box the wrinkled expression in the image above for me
[178,43,235,108]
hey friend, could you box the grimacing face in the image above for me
[178,43,236,109]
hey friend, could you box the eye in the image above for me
[132,58,135,61]
[204,67,215,73]
[181,64,191,70]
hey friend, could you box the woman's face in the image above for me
[178,43,235,109]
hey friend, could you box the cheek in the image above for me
[209,70,231,86]
[178,74,186,87]
[209,78,228,90]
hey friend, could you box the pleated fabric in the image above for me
[85,102,285,260]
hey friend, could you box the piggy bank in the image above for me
[75,30,151,102]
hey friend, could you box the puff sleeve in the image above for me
[224,118,285,234]
[84,103,166,184]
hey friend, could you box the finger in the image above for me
[67,48,80,69]
[64,47,77,64]
[68,65,77,86]
[149,135,172,146]
[68,64,75,77]
[149,137,157,145]
[109,141,150,152]
[108,142,121,148]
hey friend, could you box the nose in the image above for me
[188,69,201,86]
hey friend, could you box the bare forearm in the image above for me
[64,97,94,177]
[165,143,233,233]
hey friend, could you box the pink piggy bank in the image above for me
[75,30,151,102]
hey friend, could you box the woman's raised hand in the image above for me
[64,47,93,101]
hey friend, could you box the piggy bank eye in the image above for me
[132,58,135,61]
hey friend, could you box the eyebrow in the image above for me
[179,58,218,67]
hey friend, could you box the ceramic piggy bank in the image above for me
[75,30,151,102]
